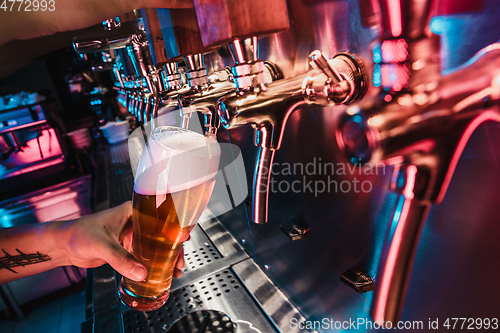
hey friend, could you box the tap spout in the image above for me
[218,50,368,223]
[371,163,432,323]
[253,141,276,224]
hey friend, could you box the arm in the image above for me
[0,201,185,284]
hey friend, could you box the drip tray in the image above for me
[86,213,312,333]
[167,310,233,333]
[122,268,276,332]
[169,216,249,291]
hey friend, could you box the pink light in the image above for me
[234,39,244,64]
[403,165,417,200]
[436,110,500,203]
[373,197,411,322]
[387,0,402,37]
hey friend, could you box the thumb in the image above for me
[100,241,147,281]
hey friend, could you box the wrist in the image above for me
[42,220,74,267]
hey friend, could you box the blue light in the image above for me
[430,17,448,35]
[373,43,382,64]
[390,195,407,238]
[0,214,15,228]
[352,114,363,124]
[373,64,381,87]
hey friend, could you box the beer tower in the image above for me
[192,0,370,224]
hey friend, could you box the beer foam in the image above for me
[134,126,221,196]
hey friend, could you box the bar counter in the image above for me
[81,140,309,333]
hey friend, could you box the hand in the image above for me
[61,201,186,281]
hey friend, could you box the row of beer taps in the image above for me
[73,0,500,325]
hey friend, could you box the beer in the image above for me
[119,126,220,311]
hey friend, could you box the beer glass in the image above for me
[118,126,221,311]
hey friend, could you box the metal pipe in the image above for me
[73,19,145,54]
[217,48,368,223]
[371,164,432,324]
[252,136,276,224]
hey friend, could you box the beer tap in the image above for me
[151,7,232,134]
[335,0,500,324]
[191,0,368,223]
[74,13,165,126]
[218,40,367,224]
[176,53,233,135]
[190,0,370,223]
[177,45,284,137]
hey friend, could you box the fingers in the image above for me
[114,201,133,229]
[176,248,185,270]
[100,241,147,281]
[119,218,134,252]
[173,247,185,278]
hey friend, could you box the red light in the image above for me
[386,0,402,37]
[381,39,408,63]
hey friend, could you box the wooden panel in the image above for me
[141,8,169,66]
[157,8,218,61]
[193,0,290,47]
[118,11,138,23]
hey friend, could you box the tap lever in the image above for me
[304,51,368,105]
[309,50,343,84]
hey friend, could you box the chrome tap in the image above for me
[177,53,229,134]
[335,0,500,324]
[217,37,368,224]
[159,61,191,110]
[74,17,166,126]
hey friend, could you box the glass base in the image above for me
[118,284,170,312]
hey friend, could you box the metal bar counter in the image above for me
[82,140,312,333]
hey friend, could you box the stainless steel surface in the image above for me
[232,259,315,333]
[0,175,92,226]
[73,19,145,54]
[185,54,205,72]
[122,266,277,333]
[217,49,368,223]
[332,0,500,321]
[177,79,234,136]
[170,215,249,290]
[74,17,167,128]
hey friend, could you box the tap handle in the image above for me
[157,8,219,61]
[141,8,169,67]
[305,51,368,105]
[309,50,343,85]
[193,0,289,47]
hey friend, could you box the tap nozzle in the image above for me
[217,49,368,223]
